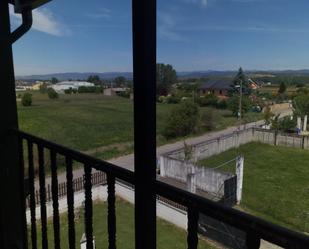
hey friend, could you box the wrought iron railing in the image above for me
[15,129,309,249]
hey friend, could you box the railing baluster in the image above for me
[187,207,199,249]
[246,232,261,249]
[66,156,76,249]
[19,138,28,249]
[50,151,61,249]
[27,141,37,249]
[107,174,116,249]
[84,164,93,249]
[38,144,48,249]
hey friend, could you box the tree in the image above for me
[183,141,194,162]
[163,101,199,139]
[47,88,59,99]
[278,116,296,132]
[229,67,251,96]
[227,95,251,117]
[114,76,126,87]
[21,93,32,107]
[39,83,48,94]
[278,82,287,94]
[263,106,274,125]
[156,63,177,96]
[87,75,101,85]
[51,77,59,84]
[293,94,309,116]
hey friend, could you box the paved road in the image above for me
[36,106,293,187]
[36,119,264,188]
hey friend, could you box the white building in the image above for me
[50,81,95,93]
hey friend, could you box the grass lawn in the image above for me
[32,199,216,249]
[18,92,261,159]
[199,142,309,233]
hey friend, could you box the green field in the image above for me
[199,142,309,233]
[259,85,298,96]
[32,199,216,249]
[18,92,261,159]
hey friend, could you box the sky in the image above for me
[9,0,309,75]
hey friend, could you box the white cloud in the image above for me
[183,0,208,8]
[9,5,70,36]
[158,12,186,41]
[86,8,111,19]
[176,25,309,34]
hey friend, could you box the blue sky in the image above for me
[9,0,309,75]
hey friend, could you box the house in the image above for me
[199,79,233,98]
[103,87,129,96]
[50,81,95,93]
[30,81,48,90]
[199,78,261,98]
[1,1,308,249]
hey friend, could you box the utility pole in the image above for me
[238,79,243,120]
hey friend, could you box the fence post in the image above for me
[186,165,196,194]
[236,155,244,204]
[274,131,278,146]
[159,156,166,177]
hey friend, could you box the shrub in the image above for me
[64,88,73,94]
[200,110,215,131]
[117,91,130,98]
[217,99,228,109]
[166,95,181,104]
[227,95,251,117]
[21,93,32,106]
[263,106,274,125]
[47,88,59,99]
[78,86,102,93]
[39,83,48,94]
[197,93,219,107]
[278,116,296,133]
[163,101,199,139]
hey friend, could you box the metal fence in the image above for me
[16,129,309,249]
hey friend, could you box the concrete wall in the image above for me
[160,156,233,196]
[166,129,254,162]
[26,181,188,230]
[166,128,309,163]
[253,128,309,149]
[116,181,188,229]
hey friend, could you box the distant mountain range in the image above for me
[16,69,309,81]
[16,72,134,81]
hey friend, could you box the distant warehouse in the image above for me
[50,81,95,93]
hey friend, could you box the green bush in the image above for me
[197,93,219,107]
[64,88,73,94]
[166,95,181,104]
[217,99,228,109]
[21,93,32,107]
[200,109,215,131]
[227,95,251,117]
[47,88,59,99]
[117,91,130,98]
[278,116,296,133]
[78,86,102,93]
[163,101,199,139]
[39,83,48,94]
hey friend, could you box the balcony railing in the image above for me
[14,129,309,249]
